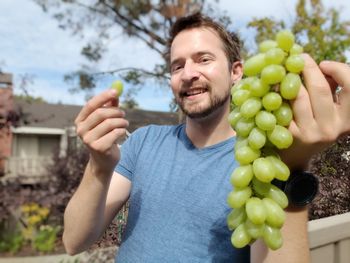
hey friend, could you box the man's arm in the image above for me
[62,89,130,255]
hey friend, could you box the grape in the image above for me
[263,225,283,250]
[255,111,277,131]
[228,107,242,128]
[230,165,254,188]
[262,198,286,228]
[232,89,251,106]
[276,30,295,52]
[227,29,305,251]
[259,40,278,53]
[235,146,261,165]
[231,224,251,248]
[273,102,293,126]
[249,78,270,97]
[265,48,285,65]
[227,207,246,230]
[262,92,282,111]
[267,125,293,149]
[235,118,255,137]
[111,80,124,96]
[240,97,262,118]
[289,43,303,55]
[227,187,252,208]
[253,157,275,183]
[280,73,302,100]
[266,185,289,209]
[285,54,305,73]
[246,197,267,225]
[243,53,266,76]
[245,219,265,239]
[261,65,286,85]
[248,127,266,150]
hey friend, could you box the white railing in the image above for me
[4,156,53,181]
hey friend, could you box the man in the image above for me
[62,13,350,262]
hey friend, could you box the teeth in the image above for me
[186,89,206,96]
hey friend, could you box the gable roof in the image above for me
[14,98,179,133]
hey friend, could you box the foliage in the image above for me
[33,0,232,106]
[247,0,350,62]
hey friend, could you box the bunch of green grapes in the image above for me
[227,30,305,250]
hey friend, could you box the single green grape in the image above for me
[245,219,265,239]
[235,145,261,165]
[234,137,249,151]
[227,207,247,230]
[275,30,295,52]
[255,111,277,131]
[243,53,266,77]
[232,89,251,106]
[252,177,271,197]
[111,80,124,96]
[249,78,270,97]
[265,48,285,65]
[228,107,242,128]
[266,184,289,209]
[230,164,254,188]
[261,65,286,85]
[259,40,278,53]
[231,224,251,248]
[289,43,303,55]
[267,125,293,149]
[262,198,286,228]
[285,54,305,74]
[262,92,282,111]
[280,73,302,100]
[263,225,283,250]
[273,102,293,127]
[235,118,255,137]
[253,157,275,183]
[227,186,253,208]
[240,97,262,118]
[246,197,267,225]
[248,127,266,150]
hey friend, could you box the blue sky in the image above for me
[1,0,349,112]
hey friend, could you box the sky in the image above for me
[0,0,349,112]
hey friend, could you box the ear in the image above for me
[230,61,243,86]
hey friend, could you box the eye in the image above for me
[171,64,183,73]
[199,56,212,64]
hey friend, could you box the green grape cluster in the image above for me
[227,30,305,250]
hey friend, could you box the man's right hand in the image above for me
[75,89,129,174]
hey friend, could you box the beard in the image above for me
[176,83,231,119]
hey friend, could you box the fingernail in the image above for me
[110,89,117,96]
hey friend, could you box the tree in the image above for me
[33,0,232,97]
[247,0,350,62]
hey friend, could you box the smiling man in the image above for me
[62,13,350,263]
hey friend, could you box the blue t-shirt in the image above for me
[115,124,250,262]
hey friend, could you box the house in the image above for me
[0,73,179,183]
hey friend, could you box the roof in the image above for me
[14,98,179,133]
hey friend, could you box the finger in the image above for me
[83,118,129,145]
[301,54,335,124]
[319,61,350,108]
[76,89,117,123]
[289,83,315,130]
[76,107,125,137]
[104,97,119,107]
[91,128,127,152]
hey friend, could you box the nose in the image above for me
[181,61,200,82]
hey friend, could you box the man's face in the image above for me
[170,27,234,119]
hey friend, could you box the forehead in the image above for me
[170,27,225,61]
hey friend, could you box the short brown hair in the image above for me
[166,12,241,68]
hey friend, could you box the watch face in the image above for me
[285,172,319,207]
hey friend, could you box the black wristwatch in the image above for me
[272,171,319,207]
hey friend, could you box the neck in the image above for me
[185,100,235,148]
